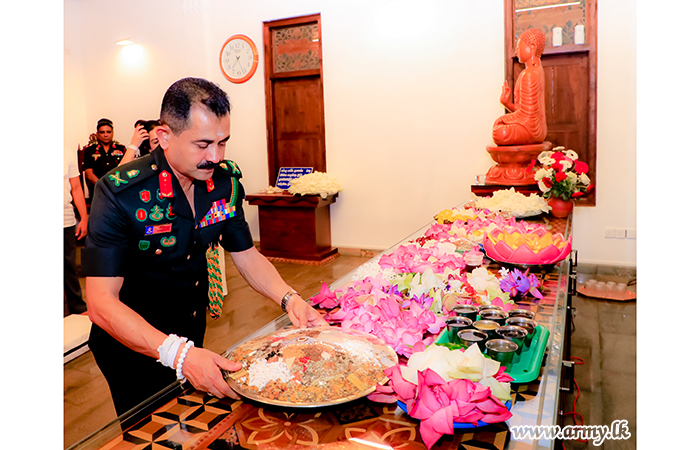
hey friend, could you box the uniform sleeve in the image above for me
[81,179,130,277]
[82,147,94,171]
[220,178,254,253]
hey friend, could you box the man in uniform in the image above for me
[83,77,325,416]
[82,118,127,199]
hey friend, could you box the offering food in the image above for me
[224,327,398,407]
[474,188,550,217]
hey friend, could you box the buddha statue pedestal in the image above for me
[485,141,552,185]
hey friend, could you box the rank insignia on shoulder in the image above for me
[219,162,228,170]
[206,178,215,192]
[227,160,241,175]
[127,169,140,178]
[109,171,128,187]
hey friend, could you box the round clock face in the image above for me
[220,34,259,83]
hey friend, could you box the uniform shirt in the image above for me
[82,141,127,180]
[64,148,80,228]
[82,147,254,333]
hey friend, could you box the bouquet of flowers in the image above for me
[529,146,593,201]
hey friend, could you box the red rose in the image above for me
[527,159,536,172]
[543,177,553,188]
[586,184,594,192]
[574,161,589,175]
[572,191,584,198]
[555,172,567,182]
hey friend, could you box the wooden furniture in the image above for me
[505,0,597,205]
[245,192,338,263]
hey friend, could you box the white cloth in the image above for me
[64,148,80,227]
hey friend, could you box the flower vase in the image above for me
[547,197,574,218]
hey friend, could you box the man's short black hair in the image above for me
[160,78,230,135]
[134,119,161,132]
[96,118,113,131]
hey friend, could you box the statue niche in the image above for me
[486,28,552,185]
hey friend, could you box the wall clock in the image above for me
[219,34,259,83]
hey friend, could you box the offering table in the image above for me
[68,209,573,450]
[245,192,339,263]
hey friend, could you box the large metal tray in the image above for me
[222,326,398,408]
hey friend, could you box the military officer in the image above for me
[82,118,127,199]
[83,77,326,416]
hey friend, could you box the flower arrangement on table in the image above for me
[368,343,514,449]
[287,171,342,199]
[483,221,572,265]
[309,240,516,358]
[529,146,593,201]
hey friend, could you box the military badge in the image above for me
[160,236,177,247]
[138,240,150,250]
[127,169,140,178]
[149,205,165,221]
[140,189,151,203]
[109,171,128,187]
[145,223,172,235]
[136,208,148,222]
[159,171,174,198]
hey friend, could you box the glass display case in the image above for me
[68,212,573,450]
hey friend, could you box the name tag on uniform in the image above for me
[145,223,173,235]
[199,199,236,228]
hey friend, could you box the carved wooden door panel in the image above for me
[263,14,326,186]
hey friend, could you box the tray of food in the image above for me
[223,326,398,407]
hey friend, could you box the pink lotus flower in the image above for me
[370,366,512,449]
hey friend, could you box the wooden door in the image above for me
[506,0,597,205]
[263,14,326,186]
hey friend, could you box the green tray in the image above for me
[434,323,550,384]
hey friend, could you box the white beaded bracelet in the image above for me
[176,340,195,383]
[157,334,186,369]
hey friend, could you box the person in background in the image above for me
[120,119,162,166]
[64,147,89,314]
[82,118,126,199]
[83,77,326,416]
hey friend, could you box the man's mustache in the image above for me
[197,160,222,170]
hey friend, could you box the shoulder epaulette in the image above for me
[101,153,158,193]
[215,159,242,178]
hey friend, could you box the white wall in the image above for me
[64,0,636,266]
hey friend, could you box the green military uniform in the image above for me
[82,147,254,416]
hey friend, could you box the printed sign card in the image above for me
[275,167,313,190]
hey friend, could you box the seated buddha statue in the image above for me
[492,28,547,146]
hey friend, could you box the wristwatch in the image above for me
[280,290,299,312]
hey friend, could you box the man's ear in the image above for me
[155,125,171,150]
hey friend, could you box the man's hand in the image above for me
[180,346,243,399]
[75,218,88,240]
[286,294,327,329]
